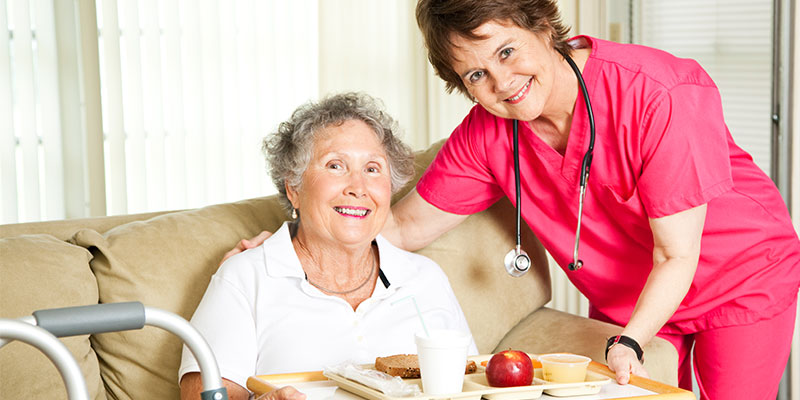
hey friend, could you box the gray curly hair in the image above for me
[264,92,415,215]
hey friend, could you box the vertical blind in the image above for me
[634,0,774,174]
[95,0,318,216]
[1,0,65,224]
[1,0,320,223]
[1,0,471,224]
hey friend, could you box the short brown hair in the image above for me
[416,0,572,98]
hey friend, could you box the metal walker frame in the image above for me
[0,302,228,400]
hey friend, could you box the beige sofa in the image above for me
[0,141,677,399]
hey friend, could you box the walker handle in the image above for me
[33,302,145,337]
[32,302,228,399]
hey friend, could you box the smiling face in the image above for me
[287,119,392,250]
[449,20,564,122]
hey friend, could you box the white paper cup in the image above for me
[415,329,471,395]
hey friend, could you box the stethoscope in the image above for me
[504,52,596,277]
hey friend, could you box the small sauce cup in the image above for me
[538,353,591,383]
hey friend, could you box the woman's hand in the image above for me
[606,343,649,384]
[255,386,307,400]
[221,231,272,264]
[610,204,707,385]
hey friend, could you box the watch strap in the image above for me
[605,335,644,362]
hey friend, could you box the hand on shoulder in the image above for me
[221,231,273,265]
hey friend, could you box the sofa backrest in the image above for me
[0,210,172,240]
[0,139,549,399]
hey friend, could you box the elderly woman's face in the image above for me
[287,119,392,248]
[449,20,561,122]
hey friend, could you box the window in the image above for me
[1,0,466,225]
[632,0,774,173]
[95,0,318,215]
[1,0,65,223]
[1,0,320,224]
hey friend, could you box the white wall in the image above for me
[317,0,472,150]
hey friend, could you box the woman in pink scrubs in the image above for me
[388,1,800,399]
[225,1,799,398]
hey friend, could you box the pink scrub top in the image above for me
[417,36,800,335]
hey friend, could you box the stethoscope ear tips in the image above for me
[504,248,531,277]
[568,260,583,271]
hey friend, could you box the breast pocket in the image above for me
[597,184,652,243]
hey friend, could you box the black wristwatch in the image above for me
[605,335,644,362]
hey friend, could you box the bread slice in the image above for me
[375,354,420,378]
[375,354,478,378]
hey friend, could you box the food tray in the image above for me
[322,355,611,400]
[533,369,611,398]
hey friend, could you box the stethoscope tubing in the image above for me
[509,51,595,275]
[513,119,523,254]
[504,118,531,277]
[563,51,595,271]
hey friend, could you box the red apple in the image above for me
[485,350,533,387]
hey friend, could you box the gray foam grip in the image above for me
[33,302,146,337]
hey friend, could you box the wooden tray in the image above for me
[321,355,611,400]
[249,355,696,400]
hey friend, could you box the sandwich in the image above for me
[375,354,477,378]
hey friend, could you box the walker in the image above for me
[0,301,228,400]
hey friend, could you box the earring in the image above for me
[291,208,297,219]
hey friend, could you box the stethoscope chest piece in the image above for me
[505,118,530,278]
[504,248,531,277]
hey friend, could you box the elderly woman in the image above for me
[179,92,477,400]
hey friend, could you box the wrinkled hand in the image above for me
[255,386,307,400]
[606,344,649,385]
[220,231,272,264]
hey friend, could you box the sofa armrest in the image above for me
[493,307,678,386]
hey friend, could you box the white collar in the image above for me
[260,222,417,289]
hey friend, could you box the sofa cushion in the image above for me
[495,307,679,386]
[397,140,552,353]
[0,235,106,399]
[72,196,288,400]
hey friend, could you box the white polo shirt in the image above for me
[179,222,477,389]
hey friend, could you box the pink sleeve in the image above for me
[638,83,734,218]
[416,107,505,215]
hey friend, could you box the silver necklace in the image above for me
[306,254,377,295]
